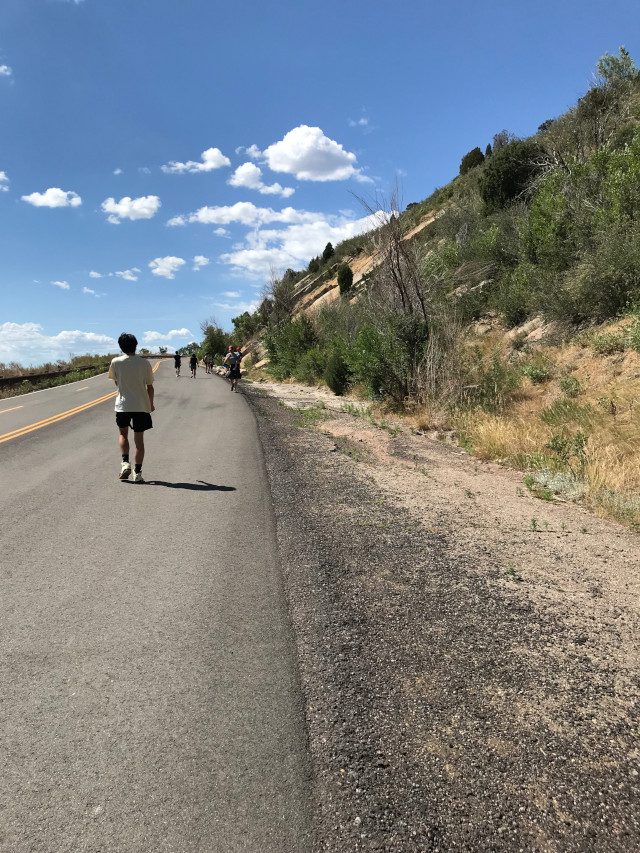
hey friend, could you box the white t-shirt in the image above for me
[109,354,154,413]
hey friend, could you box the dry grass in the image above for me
[450,330,640,528]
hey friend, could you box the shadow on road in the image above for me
[142,480,236,491]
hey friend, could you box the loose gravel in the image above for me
[246,388,639,853]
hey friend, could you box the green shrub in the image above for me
[337,263,354,295]
[521,361,553,384]
[545,431,588,477]
[625,317,640,351]
[322,242,335,263]
[462,351,521,412]
[459,147,485,175]
[347,315,430,404]
[264,315,318,380]
[478,139,545,212]
[591,331,626,354]
[294,347,326,384]
[525,171,582,271]
[492,264,533,327]
[559,376,581,397]
[570,226,640,320]
[324,348,350,395]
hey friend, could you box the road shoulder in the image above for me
[246,383,640,853]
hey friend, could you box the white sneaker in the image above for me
[119,462,131,480]
[133,471,145,483]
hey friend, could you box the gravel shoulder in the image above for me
[244,380,639,853]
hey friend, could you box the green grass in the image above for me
[0,364,111,399]
[292,405,330,429]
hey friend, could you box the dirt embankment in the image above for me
[245,379,639,853]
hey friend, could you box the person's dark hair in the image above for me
[118,332,138,353]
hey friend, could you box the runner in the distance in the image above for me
[108,332,155,484]
[174,352,181,377]
[189,353,197,378]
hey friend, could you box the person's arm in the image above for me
[147,384,155,412]
[108,361,118,386]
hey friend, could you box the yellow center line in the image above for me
[76,386,89,391]
[0,360,162,445]
[0,391,117,443]
[0,405,24,415]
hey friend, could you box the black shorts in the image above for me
[230,366,241,379]
[116,412,153,432]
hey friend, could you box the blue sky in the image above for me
[1,0,638,365]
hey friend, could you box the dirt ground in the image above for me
[247,382,640,853]
[251,377,639,636]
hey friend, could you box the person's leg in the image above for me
[133,431,145,467]
[118,426,132,479]
[119,427,130,458]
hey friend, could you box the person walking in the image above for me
[173,352,181,377]
[108,332,155,484]
[223,345,243,392]
[189,354,197,378]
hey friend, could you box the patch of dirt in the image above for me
[246,382,640,852]
[247,383,640,853]
[252,378,640,616]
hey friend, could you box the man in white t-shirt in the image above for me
[108,333,155,483]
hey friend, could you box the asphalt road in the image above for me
[0,362,313,852]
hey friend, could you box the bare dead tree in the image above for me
[199,315,220,336]
[352,186,430,321]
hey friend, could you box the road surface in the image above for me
[0,362,313,852]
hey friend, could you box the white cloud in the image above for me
[115,267,141,281]
[263,125,367,182]
[168,201,320,228]
[0,171,9,192]
[89,270,102,278]
[142,328,192,344]
[101,195,160,224]
[193,255,209,271]
[222,291,241,298]
[348,115,373,133]
[228,162,294,198]
[0,322,117,367]
[235,144,262,160]
[51,280,70,290]
[82,287,97,295]
[149,256,185,279]
[161,147,231,174]
[220,211,385,276]
[214,227,229,237]
[113,168,123,175]
[22,188,82,208]
[0,65,12,77]
[138,167,151,175]
[211,300,259,314]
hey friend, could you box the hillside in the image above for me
[290,211,440,318]
[229,48,640,530]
